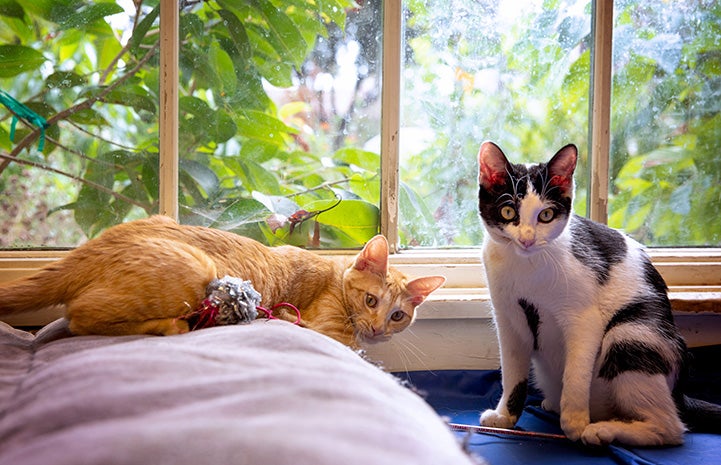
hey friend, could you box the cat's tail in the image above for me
[680,395,721,434]
[0,265,72,315]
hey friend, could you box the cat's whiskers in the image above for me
[538,168,562,200]
[497,192,515,204]
[394,329,433,375]
[392,340,414,376]
[543,183,562,197]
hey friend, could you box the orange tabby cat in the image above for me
[0,215,445,348]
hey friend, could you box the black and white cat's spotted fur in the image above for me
[476,141,721,446]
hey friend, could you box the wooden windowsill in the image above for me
[669,291,721,314]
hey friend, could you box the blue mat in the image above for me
[394,345,721,465]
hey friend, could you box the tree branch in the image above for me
[0,153,152,212]
[286,173,379,198]
[99,0,145,84]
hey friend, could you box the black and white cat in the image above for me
[476,141,721,446]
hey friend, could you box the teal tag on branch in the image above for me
[0,89,50,151]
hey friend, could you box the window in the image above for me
[1,2,719,296]
[608,0,721,246]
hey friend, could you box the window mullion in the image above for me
[159,0,179,220]
[588,0,613,224]
[380,0,402,252]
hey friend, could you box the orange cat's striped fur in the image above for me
[0,216,445,348]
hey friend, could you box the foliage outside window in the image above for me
[0,0,380,249]
[0,0,719,250]
[608,0,721,246]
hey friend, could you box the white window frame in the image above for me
[1,1,719,347]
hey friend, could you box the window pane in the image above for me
[0,1,161,248]
[177,0,381,248]
[1,1,379,250]
[609,1,721,246]
[400,0,592,247]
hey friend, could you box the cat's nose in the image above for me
[520,238,535,248]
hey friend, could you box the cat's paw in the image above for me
[480,409,516,429]
[165,318,189,335]
[541,398,559,413]
[580,422,615,446]
[580,420,684,447]
[560,411,590,442]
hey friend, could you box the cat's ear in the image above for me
[478,141,511,189]
[406,276,446,307]
[353,235,389,276]
[547,144,577,192]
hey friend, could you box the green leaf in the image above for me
[81,85,157,114]
[129,4,159,55]
[75,150,129,237]
[623,202,653,233]
[68,108,109,126]
[212,110,237,143]
[179,96,213,119]
[240,139,279,163]
[180,159,220,198]
[228,158,282,194]
[284,4,327,45]
[348,173,380,205]
[398,181,439,245]
[180,12,204,39]
[248,0,308,68]
[615,176,653,197]
[252,55,294,87]
[0,44,45,77]
[0,0,24,19]
[310,199,379,244]
[333,147,381,172]
[210,197,270,231]
[234,110,298,146]
[97,35,123,71]
[0,124,11,150]
[105,90,156,113]
[45,71,86,89]
[58,2,124,30]
[217,9,251,61]
[141,155,160,201]
[23,0,75,24]
[208,42,237,94]
[319,0,351,28]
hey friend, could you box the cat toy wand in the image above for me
[448,423,568,441]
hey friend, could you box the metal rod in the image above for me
[448,422,568,441]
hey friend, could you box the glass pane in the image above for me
[609,1,721,246]
[177,0,381,248]
[399,0,592,247]
[0,1,160,248]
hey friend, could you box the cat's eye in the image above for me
[538,208,555,223]
[365,293,378,308]
[390,310,406,322]
[499,205,516,221]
